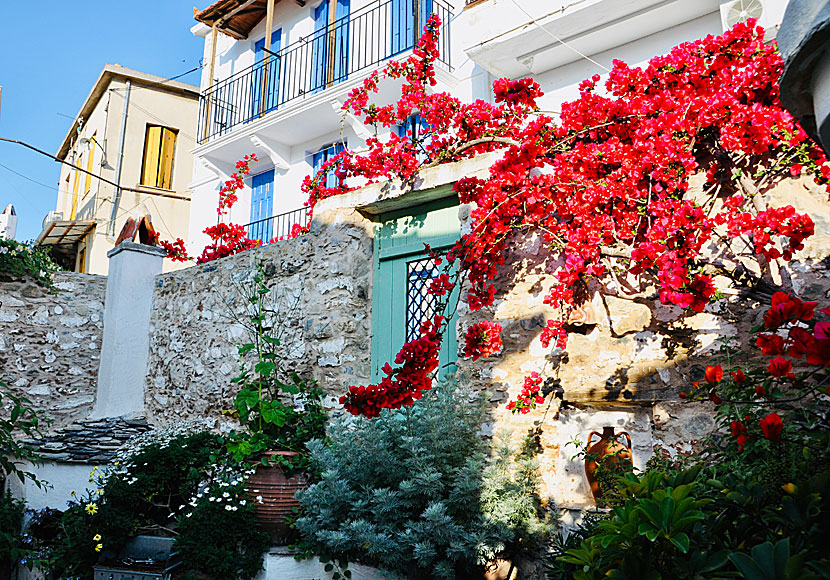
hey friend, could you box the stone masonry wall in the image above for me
[0,272,106,428]
[145,204,374,425]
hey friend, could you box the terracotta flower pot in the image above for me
[246,451,310,544]
[584,426,632,504]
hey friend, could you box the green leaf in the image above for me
[730,552,769,580]
[255,361,277,375]
[260,401,287,426]
[669,532,690,554]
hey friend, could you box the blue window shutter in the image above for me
[390,0,413,55]
[333,0,350,83]
[311,2,329,93]
[419,0,433,32]
[312,150,324,176]
[252,30,282,117]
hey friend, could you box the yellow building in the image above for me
[37,65,199,274]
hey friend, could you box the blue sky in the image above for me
[0,1,208,241]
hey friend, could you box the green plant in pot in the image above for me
[221,263,328,542]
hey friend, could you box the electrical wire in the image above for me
[108,90,199,145]
[109,63,203,93]
[0,161,57,190]
[507,0,611,73]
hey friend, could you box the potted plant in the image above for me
[221,263,328,542]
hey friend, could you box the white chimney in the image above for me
[0,204,17,240]
[90,241,166,419]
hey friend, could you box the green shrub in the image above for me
[556,462,830,579]
[0,490,25,565]
[296,384,553,579]
[28,425,269,580]
[174,464,269,580]
[0,239,60,286]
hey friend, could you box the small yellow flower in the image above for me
[85,503,98,515]
[782,483,797,494]
[95,543,103,552]
[93,534,101,542]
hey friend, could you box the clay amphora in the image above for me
[584,426,632,503]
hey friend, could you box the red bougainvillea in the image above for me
[301,16,830,417]
[505,372,544,414]
[463,321,503,361]
[760,412,784,442]
[158,154,310,264]
[158,154,261,264]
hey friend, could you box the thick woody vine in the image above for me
[295,16,830,417]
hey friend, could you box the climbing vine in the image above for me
[297,16,830,416]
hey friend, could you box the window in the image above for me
[141,125,178,189]
[395,114,430,163]
[312,142,346,188]
[83,133,97,197]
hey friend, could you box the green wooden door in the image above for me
[372,195,461,383]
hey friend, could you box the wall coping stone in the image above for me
[25,417,151,464]
[107,241,168,259]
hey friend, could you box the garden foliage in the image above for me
[220,262,328,473]
[0,238,60,286]
[27,425,267,580]
[295,383,553,579]
[551,292,830,579]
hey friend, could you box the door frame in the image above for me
[370,193,461,383]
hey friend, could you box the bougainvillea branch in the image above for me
[305,17,830,417]
[157,154,305,265]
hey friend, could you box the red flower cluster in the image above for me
[506,372,544,414]
[493,77,542,109]
[731,420,749,451]
[763,291,818,329]
[463,320,503,361]
[756,293,830,368]
[760,412,784,442]
[705,365,723,383]
[340,316,444,417]
[156,154,282,265]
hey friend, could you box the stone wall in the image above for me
[145,204,374,425]
[454,174,830,506]
[0,272,106,428]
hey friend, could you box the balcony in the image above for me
[197,0,452,144]
[245,206,310,242]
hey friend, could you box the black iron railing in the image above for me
[245,207,311,243]
[198,0,452,144]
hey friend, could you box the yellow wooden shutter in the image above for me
[142,126,162,186]
[158,128,177,190]
[84,134,96,195]
[70,156,82,219]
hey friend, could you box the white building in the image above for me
[188,0,789,247]
[0,204,17,240]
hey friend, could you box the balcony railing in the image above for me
[198,0,452,144]
[245,207,311,243]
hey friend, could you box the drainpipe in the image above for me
[109,79,131,235]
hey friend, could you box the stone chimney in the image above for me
[90,241,166,419]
